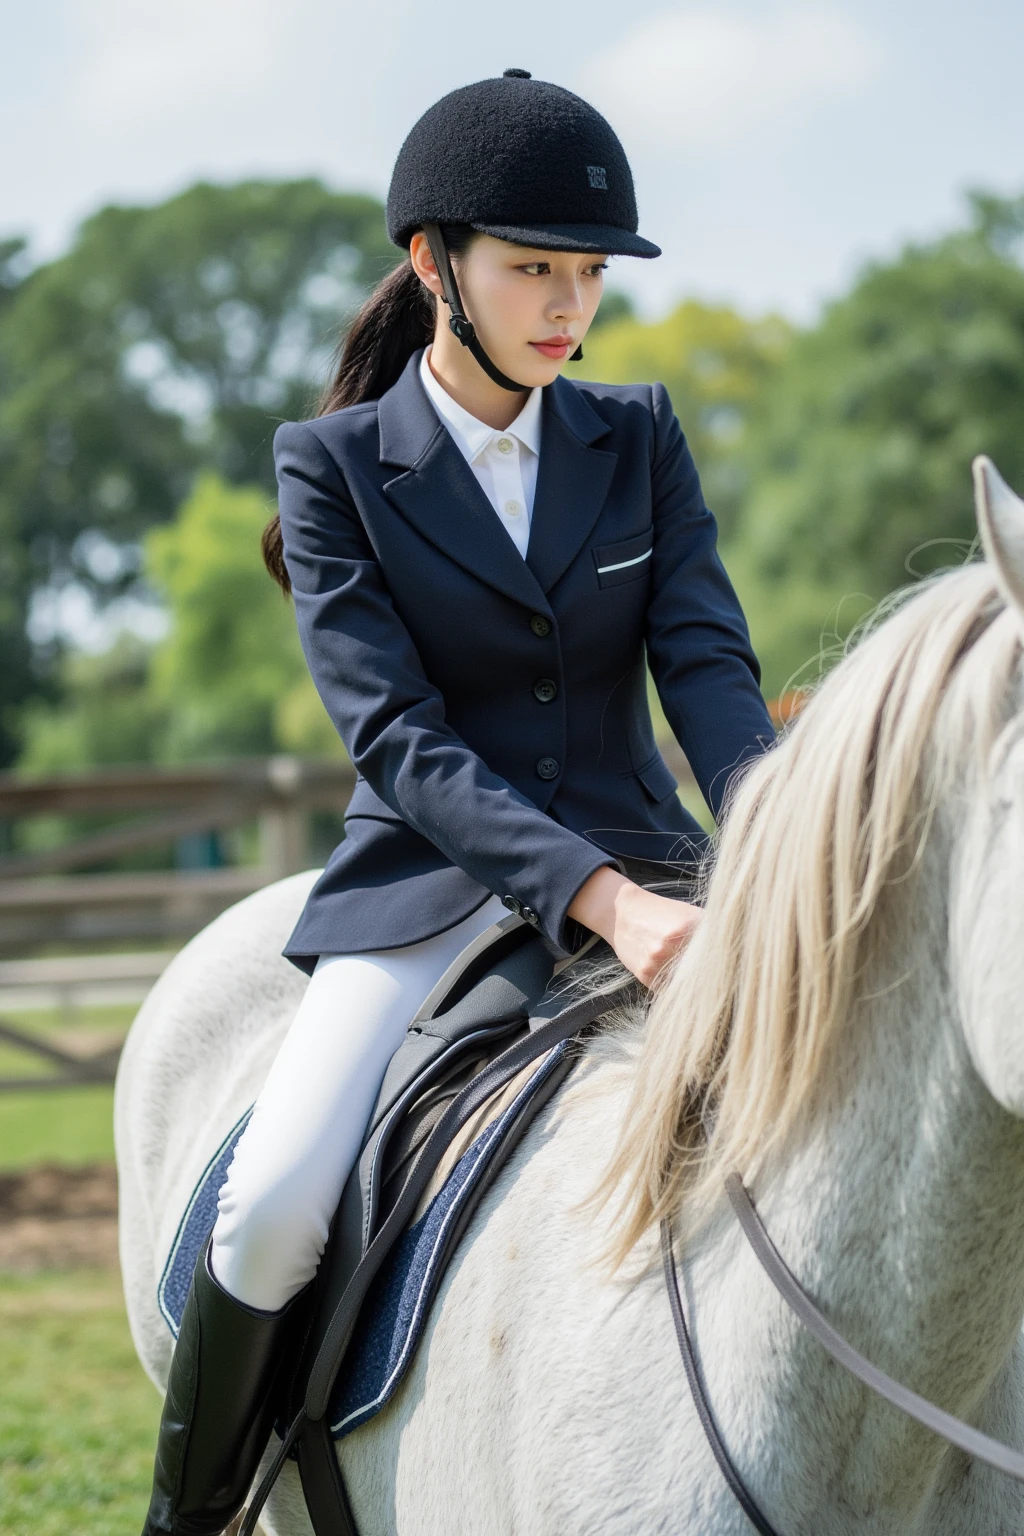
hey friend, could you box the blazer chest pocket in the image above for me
[593,530,654,589]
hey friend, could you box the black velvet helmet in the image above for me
[386,69,660,260]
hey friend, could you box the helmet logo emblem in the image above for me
[586,165,608,190]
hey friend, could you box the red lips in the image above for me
[530,335,574,359]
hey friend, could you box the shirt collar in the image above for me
[419,346,543,462]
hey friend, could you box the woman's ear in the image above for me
[409,232,444,299]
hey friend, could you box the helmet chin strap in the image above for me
[422,223,583,395]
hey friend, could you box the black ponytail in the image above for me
[262,226,475,593]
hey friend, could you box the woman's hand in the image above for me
[567,866,702,988]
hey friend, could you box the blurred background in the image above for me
[1,2,1023,1529]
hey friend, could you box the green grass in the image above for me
[0,1004,133,1169]
[0,1270,161,1534]
[0,1086,116,1169]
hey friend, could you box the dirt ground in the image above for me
[0,1162,119,1272]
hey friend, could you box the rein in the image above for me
[663,1174,1024,1535]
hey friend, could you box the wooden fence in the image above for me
[0,757,359,1090]
[0,742,706,1091]
[0,756,357,953]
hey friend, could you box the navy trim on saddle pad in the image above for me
[156,1042,569,1438]
[158,1106,252,1338]
[329,1039,570,1438]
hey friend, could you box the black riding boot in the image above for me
[141,1241,296,1535]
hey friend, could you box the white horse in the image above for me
[117,459,1024,1534]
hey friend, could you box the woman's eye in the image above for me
[587,262,609,276]
[521,263,550,275]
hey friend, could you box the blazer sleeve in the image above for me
[275,419,614,950]
[645,383,776,819]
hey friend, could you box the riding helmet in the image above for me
[386,70,659,390]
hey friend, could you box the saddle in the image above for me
[241,914,634,1536]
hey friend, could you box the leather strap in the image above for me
[660,1222,781,1535]
[666,1176,1024,1534]
[725,1173,1024,1483]
[422,222,531,393]
[296,1413,359,1536]
[238,1409,308,1536]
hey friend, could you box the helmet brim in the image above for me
[469,221,661,259]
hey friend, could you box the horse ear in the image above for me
[973,455,1024,618]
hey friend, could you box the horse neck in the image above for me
[714,825,1024,1513]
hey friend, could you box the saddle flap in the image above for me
[286,922,558,1421]
[370,920,554,1124]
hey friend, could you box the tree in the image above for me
[17,635,168,777]
[145,474,339,762]
[733,192,1024,693]
[17,474,340,775]
[0,180,391,763]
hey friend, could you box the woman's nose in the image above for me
[550,282,584,321]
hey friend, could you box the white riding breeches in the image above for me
[209,894,508,1312]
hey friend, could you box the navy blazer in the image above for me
[275,349,773,972]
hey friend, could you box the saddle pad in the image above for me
[158,1106,252,1339]
[157,1041,569,1438]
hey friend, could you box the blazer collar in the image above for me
[378,351,617,603]
[378,349,615,468]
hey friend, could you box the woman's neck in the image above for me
[425,332,531,431]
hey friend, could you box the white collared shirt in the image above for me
[419,345,542,559]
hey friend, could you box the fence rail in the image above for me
[0,756,357,957]
[0,1017,123,1093]
[0,745,704,958]
[0,746,705,1091]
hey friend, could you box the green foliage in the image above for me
[0,1271,159,1534]
[0,1087,117,1170]
[145,473,335,760]
[0,180,390,763]
[17,474,340,773]
[18,638,166,774]
[734,192,1024,692]
[586,287,635,331]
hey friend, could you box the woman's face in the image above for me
[410,231,608,390]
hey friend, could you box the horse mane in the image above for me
[598,564,1023,1261]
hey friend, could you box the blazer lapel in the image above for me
[378,353,548,611]
[525,377,618,594]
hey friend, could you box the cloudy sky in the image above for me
[3,0,1023,319]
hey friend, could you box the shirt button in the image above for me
[536,757,560,781]
[497,437,514,454]
[504,499,521,517]
[533,678,557,704]
[529,614,552,638]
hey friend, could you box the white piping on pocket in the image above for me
[596,547,652,575]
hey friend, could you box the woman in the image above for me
[142,69,774,1535]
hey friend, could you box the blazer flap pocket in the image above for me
[635,751,679,802]
[593,530,654,588]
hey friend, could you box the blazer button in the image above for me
[536,757,560,781]
[502,894,522,916]
[533,678,557,704]
[520,905,540,926]
[529,614,552,637]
